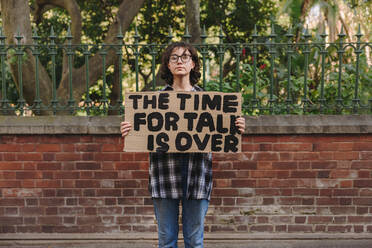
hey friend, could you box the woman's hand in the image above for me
[235,117,245,134]
[120,121,132,137]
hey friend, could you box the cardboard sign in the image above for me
[124,91,241,153]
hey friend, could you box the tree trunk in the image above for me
[186,0,201,44]
[1,0,52,109]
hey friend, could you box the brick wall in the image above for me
[0,116,372,234]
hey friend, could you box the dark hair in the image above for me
[160,42,201,86]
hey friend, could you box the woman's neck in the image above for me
[172,76,193,91]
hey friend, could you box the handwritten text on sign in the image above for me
[124,91,241,153]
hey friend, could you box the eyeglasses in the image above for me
[169,54,192,63]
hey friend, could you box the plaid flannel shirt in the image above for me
[148,85,213,200]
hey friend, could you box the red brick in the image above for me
[213,171,236,179]
[358,170,370,178]
[293,152,319,160]
[133,152,149,161]
[259,144,272,151]
[308,216,333,224]
[0,180,21,188]
[95,153,121,161]
[213,188,239,196]
[3,153,16,161]
[251,171,276,178]
[0,198,25,207]
[257,162,272,170]
[0,162,22,170]
[61,144,75,152]
[313,143,338,151]
[288,225,312,232]
[97,189,121,197]
[253,136,278,142]
[76,162,100,170]
[334,216,347,224]
[354,225,364,233]
[56,153,81,161]
[232,179,256,187]
[135,206,153,215]
[35,144,61,152]
[250,225,273,232]
[340,180,353,188]
[94,172,118,179]
[270,180,297,188]
[327,225,352,232]
[115,162,141,170]
[354,180,372,188]
[272,162,297,170]
[317,198,339,205]
[334,152,359,160]
[291,171,317,178]
[298,162,311,169]
[278,197,302,205]
[0,217,23,225]
[356,207,369,215]
[77,216,101,225]
[295,216,306,223]
[329,207,355,215]
[351,161,372,169]
[333,189,358,196]
[76,144,101,152]
[330,170,353,179]
[75,180,100,188]
[17,153,43,161]
[353,198,372,205]
[101,144,121,152]
[54,172,80,179]
[39,198,64,206]
[253,152,279,161]
[319,152,334,160]
[360,152,372,160]
[0,144,19,152]
[279,152,293,160]
[280,189,293,196]
[37,162,61,170]
[215,179,232,188]
[360,189,372,196]
[293,189,319,196]
[255,189,280,196]
[348,216,372,223]
[16,171,42,179]
[242,143,260,151]
[353,142,372,151]
[311,161,337,169]
[36,180,61,188]
[232,161,257,170]
[318,171,330,178]
[2,172,16,179]
[263,198,274,205]
[273,143,312,151]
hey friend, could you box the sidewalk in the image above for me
[2,240,372,248]
[1,233,372,248]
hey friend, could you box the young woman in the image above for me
[121,42,245,248]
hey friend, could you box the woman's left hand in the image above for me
[235,117,245,134]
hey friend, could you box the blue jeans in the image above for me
[153,154,209,248]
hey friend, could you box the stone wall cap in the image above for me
[0,115,371,135]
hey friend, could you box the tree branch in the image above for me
[57,0,145,105]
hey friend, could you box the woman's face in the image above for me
[167,46,195,78]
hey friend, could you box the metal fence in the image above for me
[0,25,371,116]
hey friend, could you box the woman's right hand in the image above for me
[120,121,132,137]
